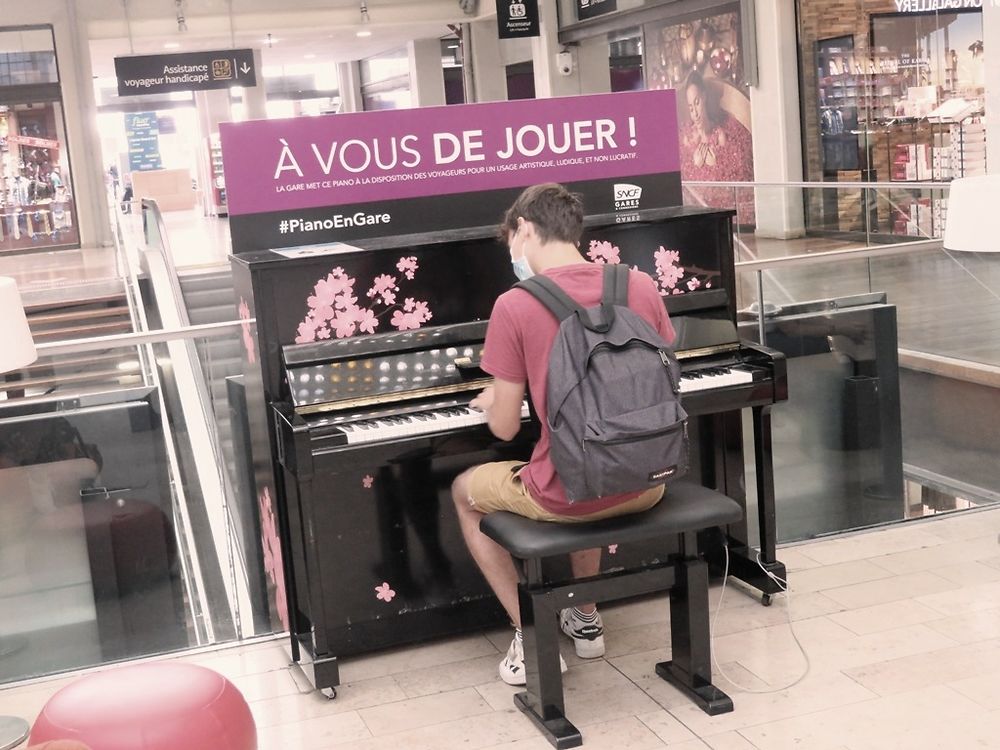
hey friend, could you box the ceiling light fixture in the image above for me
[356,1,372,38]
[175,0,187,32]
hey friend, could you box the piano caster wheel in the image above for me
[321,687,337,700]
[761,593,773,607]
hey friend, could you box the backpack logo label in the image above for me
[614,183,642,211]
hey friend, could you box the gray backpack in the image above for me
[516,264,688,502]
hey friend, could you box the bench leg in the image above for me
[515,580,582,749]
[655,557,733,716]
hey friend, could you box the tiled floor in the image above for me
[4,505,1000,749]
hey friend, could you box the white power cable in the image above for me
[708,544,812,693]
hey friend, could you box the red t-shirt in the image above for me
[481,263,676,516]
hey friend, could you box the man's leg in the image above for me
[568,549,601,615]
[451,467,522,628]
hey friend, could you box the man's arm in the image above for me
[470,377,526,441]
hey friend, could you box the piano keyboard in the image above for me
[679,364,756,394]
[329,401,531,445]
[312,365,764,447]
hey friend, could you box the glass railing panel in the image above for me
[737,258,902,545]
[736,246,998,547]
[868,246,1000,512]
[866,184,948,242]
[0,328,271,685]
[682,182,738,224]
[735,253,876,314]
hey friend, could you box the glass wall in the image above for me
[798,0,984,239]
[0,26,80,254]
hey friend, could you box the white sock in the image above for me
[573,607,598,622]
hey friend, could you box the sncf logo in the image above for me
[614,183,642,211]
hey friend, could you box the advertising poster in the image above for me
[124,112,162,172]
[220,90,682,253]
[644,4,754,220]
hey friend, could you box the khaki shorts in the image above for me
[466,460,664,523]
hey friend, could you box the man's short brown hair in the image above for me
[499,183,584,246]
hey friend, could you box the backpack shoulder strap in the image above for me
[601,263,630,308]
[514,276,587,322]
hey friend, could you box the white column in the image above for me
[470,19,507,102]
[60,0,112,248]
[532,0,577,98]
[749,0,805,238]
[576,34,611,95]
[408,38,446,107]
[194,89,231,215]
[985,1,1000,173]
[243,49,267,121]
[336,62,363,113]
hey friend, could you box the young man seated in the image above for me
[451,183,676,685]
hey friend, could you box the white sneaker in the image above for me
[498,635,568,686]
[559,608,606,659]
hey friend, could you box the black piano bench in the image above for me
[480,481,743,749]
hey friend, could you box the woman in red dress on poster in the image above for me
[679,70,754,222]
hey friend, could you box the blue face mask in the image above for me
[511,254,534,281]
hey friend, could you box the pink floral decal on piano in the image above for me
[294,257,433,343]
[654,246,716,296]
[238,297,256,364]
[375,581,396,603]
[258,486,289,631]
[362,474,374,489]
[586,240,621,265]
[585,240,719,298]
[608,544,618,555]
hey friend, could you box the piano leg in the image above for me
[753,404,777,566]
[750,404,786,605]
[706,406,787,605]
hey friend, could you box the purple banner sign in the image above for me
[220,90,679,217]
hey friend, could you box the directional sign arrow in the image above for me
[240,62,252,75]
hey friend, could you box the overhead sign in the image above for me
[893,0,982,10]
[220,89,682,252]
[577,0,617,20]
[115,49,257,97]
[496,0,540,38]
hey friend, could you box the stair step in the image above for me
[189,305,238,325]
[0,368,142,394]
[23,290,127,313]
[28,305,132,326]
[22,351,133,373]
[30,320,133,340]
[178,272,234,295]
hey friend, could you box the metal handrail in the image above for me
[735,238,942,272]
[35,320,248,356]
[684,179,952,190]
[140,198,254,641]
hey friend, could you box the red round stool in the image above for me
[29,662,256,750]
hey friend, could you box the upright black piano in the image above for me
[232,206,787,695]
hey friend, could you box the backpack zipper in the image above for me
[585,418,687,446]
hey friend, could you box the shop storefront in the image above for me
[798,0,986,237]
[0,25,79,254]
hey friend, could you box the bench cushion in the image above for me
[480,481,743,559]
